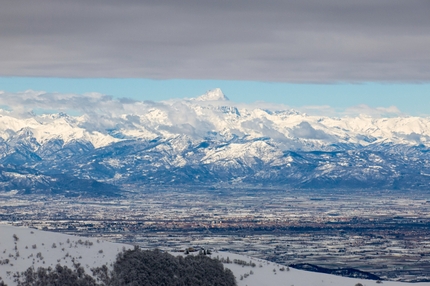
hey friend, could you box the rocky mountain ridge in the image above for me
[1,89,430,194]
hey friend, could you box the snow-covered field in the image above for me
[216,251,430,286]
[1,224,430,286]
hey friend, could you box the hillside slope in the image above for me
[1,225,430,286]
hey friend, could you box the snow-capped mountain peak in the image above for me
[2,90,430,191]
[195,88,229,101]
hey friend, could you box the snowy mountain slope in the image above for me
[0,164,121,196]
[1,89,430,191]
[0,113,118,148]
[1,225,429,286]
[13,137,427,190]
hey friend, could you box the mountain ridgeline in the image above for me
[1,89,430,195]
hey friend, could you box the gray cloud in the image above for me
[1,0,430,82]
[241,118,288,141]
[290,122,332,140]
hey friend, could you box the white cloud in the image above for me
[296,105,338,117]
[0,90,134,117]
[343,104,403,117]
[0,90,405,124]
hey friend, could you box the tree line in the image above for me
[7,248,236,286]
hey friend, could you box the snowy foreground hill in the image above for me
[1,225,430,286]
[1,89,430,193]
[0,225,131,285]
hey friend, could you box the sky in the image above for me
[1,0,430,116]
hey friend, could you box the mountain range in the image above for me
[1,88,430,195]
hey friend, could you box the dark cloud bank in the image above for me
[1,0,430,82]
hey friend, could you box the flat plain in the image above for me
[1,187,429,282]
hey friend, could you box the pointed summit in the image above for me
[195,88,229,101]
